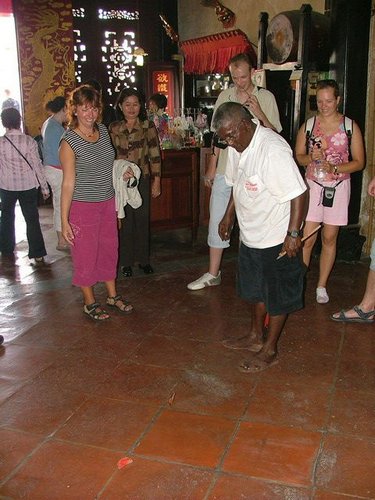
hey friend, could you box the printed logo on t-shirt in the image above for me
[245,180,258,192]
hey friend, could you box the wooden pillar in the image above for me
[257,12,268,69]
[361,0,375,255]
[329,0,371,226]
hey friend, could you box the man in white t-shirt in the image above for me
[213,102,307,373]
[187,53,281,291]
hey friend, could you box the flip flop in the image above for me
[330,305,375,324]
[238,357,279,374]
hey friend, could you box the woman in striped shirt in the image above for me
[60,85,133,320]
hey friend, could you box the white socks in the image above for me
[316,287,329,304]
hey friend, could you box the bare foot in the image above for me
[222,333,263,352]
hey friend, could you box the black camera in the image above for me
[322,186,336,207]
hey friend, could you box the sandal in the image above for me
[106,295,134,314]
[83,302,110,321]
[330,305,375,323]
[238,357,279,374]
[56,244,70,252]
[32,257,45,266]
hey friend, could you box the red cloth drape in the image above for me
[180,30,256,74]
[0,0,13,15]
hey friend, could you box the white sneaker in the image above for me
[187,271,222,290]
[316,287,329,304]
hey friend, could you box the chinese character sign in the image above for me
[152,70,175,116]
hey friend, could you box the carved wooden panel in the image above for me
[72,2,140,106]
[13,0,75,136]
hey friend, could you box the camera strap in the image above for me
[312,180,343,189]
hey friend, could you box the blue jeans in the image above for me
[0,188,46,258]
[208,174,231,249]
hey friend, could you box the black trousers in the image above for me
[0,188,46,258]
[119,176,150,267]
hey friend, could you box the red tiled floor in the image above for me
[328,388,375,438]
[0,210,374,497]
[0,376,86,436]
[259,348,337,387]
[208,473,312,499]
[100,458,214,499]
[12,318,86,349]
[315,434,375,497]
[94,361,180,405]
[55,397,159,450]
[222,422,321,486]
[335,353,375,391]
[171,368,256,418]
[130,335,203,370]
[341,326,375,361]
[136,410,236,468]
[0,377,24,405]
[0,315,40,343]
[279,315,343,356]
[0,428,42,480]
[314,491,363,499]
[245,380,331,431]
[0,344,64,382]
[0,440,123,499]
[64,329,145,363]
[33,348,124,395]
[151,310,251,342]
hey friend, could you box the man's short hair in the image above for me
[229,52,253,69]
[212,102,252,132]
[1,107,21,129]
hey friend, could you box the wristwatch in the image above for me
[287,230,302,238]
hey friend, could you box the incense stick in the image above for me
[276,224,322,260]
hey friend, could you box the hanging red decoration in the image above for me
[180,30,256,74]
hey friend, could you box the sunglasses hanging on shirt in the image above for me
[212,133,228,150]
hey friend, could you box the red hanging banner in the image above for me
[151,69,175,116]
[180,29,256,74]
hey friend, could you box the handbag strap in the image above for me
[3,134,43,189]
[4,135,34,170]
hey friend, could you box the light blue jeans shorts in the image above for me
[208,174,231,249]
[370,238,375,271]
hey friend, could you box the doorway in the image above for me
[0,11,22,134]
